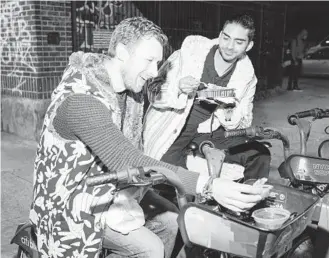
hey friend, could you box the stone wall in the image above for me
[1,1,285,141]
[1,97,50,141]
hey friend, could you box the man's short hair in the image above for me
[108,16,168,57]
[223,14,256,42]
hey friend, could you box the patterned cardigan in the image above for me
[29,52,145,258]
[143,35,257,160]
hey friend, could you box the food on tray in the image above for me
[197,83,235,99]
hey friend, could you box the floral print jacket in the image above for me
[29,52,145,258]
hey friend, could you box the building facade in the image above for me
[1,1,287,140]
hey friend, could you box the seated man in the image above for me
[30,17,270,258]
[143,14,271,181]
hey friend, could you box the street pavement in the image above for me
[253,77,329,175]
[1,77,329,257]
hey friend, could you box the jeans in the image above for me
[103,211,178,258]
[288,59,302,89]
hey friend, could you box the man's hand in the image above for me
[211,178,270,212]
[179,76,200,95]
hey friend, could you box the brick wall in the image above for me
[1,0,72,100]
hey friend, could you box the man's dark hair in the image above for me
[223,14,256,42]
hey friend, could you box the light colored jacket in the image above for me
[143,35,257,160]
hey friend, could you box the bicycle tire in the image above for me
[282,233,314,258]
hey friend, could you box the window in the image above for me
[308,48,329,60]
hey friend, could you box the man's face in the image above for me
[218,22,253,63]
[301,30,308,40]
[122,37,163,93]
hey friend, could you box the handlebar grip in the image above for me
[295,109,318,118]
[86,173,118,187]
[319,109,329,118]
[224,127,260,138]
[224,128,247,137]
[288,109,318,125]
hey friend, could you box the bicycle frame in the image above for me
[287,109,329,258]
[223,108,329,257]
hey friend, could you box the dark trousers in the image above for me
[161,127,271,180]
[288,59,302,90]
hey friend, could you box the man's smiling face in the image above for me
[122,37,163,93]
[218,22,254,63]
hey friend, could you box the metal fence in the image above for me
[71,1,287,89]
[72,1,143,53]
[71,1,220,57]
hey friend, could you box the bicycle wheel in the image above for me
[283,233,313,258]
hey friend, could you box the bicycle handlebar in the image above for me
[224,126,290,160]
[86,167,140,187]
[86,166,188,209]
[288,108,329,125]
[223,127,260,138]
[86,173,119,187]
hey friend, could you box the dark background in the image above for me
[72,1,329,90]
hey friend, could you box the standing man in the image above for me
[143,14,271,181]
[287,29,308,91]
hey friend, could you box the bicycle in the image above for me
[10,165,188,258]
[223,107,329,257]
[11,132,322,258]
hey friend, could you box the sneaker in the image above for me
[293,88,303,92]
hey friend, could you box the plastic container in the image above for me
[252,207,291,230]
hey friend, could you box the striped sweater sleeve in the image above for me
[53,94,200,194]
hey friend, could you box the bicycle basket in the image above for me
[177,182,320,258]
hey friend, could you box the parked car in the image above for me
[282,44,329,78]
[306,34,329,55]
[302,46,329,77]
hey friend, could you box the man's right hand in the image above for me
[211,178,269,213]
[178,76,200,95]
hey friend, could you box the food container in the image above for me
[252,207,291,230]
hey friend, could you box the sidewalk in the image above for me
[1,133,37,257]
[1,77,328,257]
[253,77,329,171]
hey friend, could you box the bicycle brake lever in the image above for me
[118,179,152,189]
[129,181,153,187]
[116,172,153,189]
